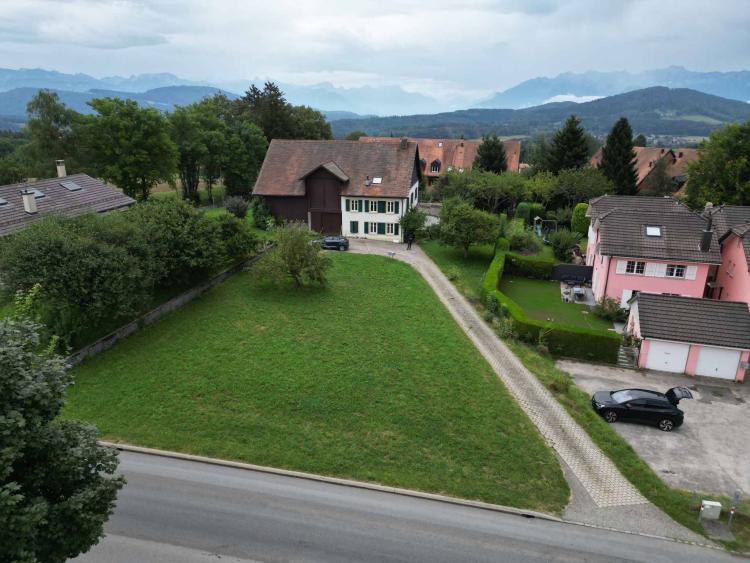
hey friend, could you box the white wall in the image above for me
[340,181,418,242]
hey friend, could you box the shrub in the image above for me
[225,196,249,219]
[446,266,461,281]
[257,222,331,287]
[593,297,628,322]
[515,201,532,224]
[504,252,554,279]
[485,292,499,315]
[496,237,511,251]
[494,316,516,339]
[529,202,545,222]
[249,196,272,230]
[571,202,590,236]
[549,228,582,262]
[548,207,573,228]
[213,213,259,260]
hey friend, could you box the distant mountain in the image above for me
[331,87,750,139]
[479,66,750,109]
[322,110,374,122]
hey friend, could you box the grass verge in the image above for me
[419,240,495,299]
[64,252,569,514]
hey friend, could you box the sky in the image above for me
[1,0,749,104]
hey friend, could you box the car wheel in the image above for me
[603,410,618,423]
[658,419,675,432]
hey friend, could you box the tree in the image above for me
[641,156,674,196]
[439,198,500,257]
[290,106,333,140]
[571,202,590,236]
[633,134,647,147]
[258,222,332,287]
[237,82,296,140]
[549,228,582,262]
[525,133,552,172]
[169,105,208,203]
[599,117,638,195]
[473,133,507,173]
[686,123,750,208]
[224,122,268,198]
[399,207,427,239]
[0,316,124,563]
[469,170,526,214]
[345,130,367,141]
[550,167,613,209]
[89,98,177,200]
[548,115,590,174]
[0,155,25,184]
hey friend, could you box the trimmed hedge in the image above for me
[504,252,555,280]
[481,252,620,364]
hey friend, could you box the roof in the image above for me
[596,207,721,264]
[587,194,688,220]
[253,140,419,199]
[722,224,750,272]
[591,146,674,186]
[667,148,698,180]
[359,137,522,174]
[705,204,750,239]
[0,173,135,236]
[633,293,750,349]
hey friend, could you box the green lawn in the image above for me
[419,240,495,299]
[499,275,613,331]
[64,252,569,513]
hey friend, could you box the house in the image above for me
[252,139,421,240]
[359,137,522,189]
[0,162,135,237]
[627,293,750,381]
[590,147,698,192]
[586,195,721,306]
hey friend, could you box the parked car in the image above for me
[312,236,349,250]
[591,387,693,432]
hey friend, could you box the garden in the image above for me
[63,252,570,514]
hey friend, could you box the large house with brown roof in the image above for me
[359,137,522,188]
[252,139,421,241]
[0,165,135,237]
[590,146,698,193]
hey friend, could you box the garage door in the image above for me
[645,340,689,373]
[695,347,740,379]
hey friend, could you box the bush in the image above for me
[485,292,499,315]
[504,252,554,279]
[249,196,272,230]
[548,207,572,228]
[496,237,510,251]
[593,297,628,322]
[549,228,582,262]
[257,222,331,287]
[446,266,461,281]
[529,202,545,222]
[515,201,532,224]
[225,196,249,219]
[213,213,259,260]
[571,202,590,236]
[505,219,542,254]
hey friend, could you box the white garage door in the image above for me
[695,347,740,379]
[645,340,690,373]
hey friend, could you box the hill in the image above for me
[479,66,750,109]
[331,87,750,139]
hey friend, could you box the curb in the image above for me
[101,441,560,523]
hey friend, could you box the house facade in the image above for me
[627,293,750,381]
[252,139,421,241]
[359,137,522,189]
[586,196,721,307]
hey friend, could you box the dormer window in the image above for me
[372,177,382,184]
[646,226,661,237]
[438,142,443,147]
[430,159,441,173]
[419,158,426,170]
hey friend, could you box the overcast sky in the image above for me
[1,0,748,102]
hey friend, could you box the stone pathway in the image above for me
[348,240,705,542]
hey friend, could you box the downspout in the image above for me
[602,255,611,300]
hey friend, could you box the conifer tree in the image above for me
[548,115,589,174]
[473,133,507,173]
[599,117,638,195]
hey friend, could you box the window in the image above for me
[666,264,686,278]
[386,201,395,213]
[377,222,386,235]
[386,223,395,235]
[60,180,82,192]
[625,260,645,275]
[370,200,378,213]
[372,177,382,184]
[646,226,661,237]
[369,222,377,234]
[430,160,441,173]
[0,197,7,207]
[350,221,358,234]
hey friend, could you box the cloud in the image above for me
[543,94,603,104]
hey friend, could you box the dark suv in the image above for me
[312,236,349,251]
[591,387,693,432]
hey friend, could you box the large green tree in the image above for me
[258,222,332,287]
[599,117,638,195]
[345,130,367,141]
[169,105,208,203]
[224,121,268,198]
[549,167,613,209]
[548,115,590,174]
[290,105,333,140]
[686,122,750,207]
[0,155,25,184]
[439,198,501,257]
[0,316,124,563]
[473,134,507,173]
[89,98,178,200]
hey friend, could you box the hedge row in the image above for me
[481,252,620,364]
[504,252,555,280]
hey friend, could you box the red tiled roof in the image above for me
[591,146,674,186]
[360,137,522,174]
[252,139,419,198]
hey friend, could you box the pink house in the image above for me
[702,205,750,306]
[586,196,721,307]
[627,293,750,381]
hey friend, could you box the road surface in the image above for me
[74,451,733,562]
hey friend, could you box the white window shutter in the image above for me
[616,260,627,274]
[686,265,698,280]
[655,263,667,277]
[621,289,633,308]
[644,263,658,277]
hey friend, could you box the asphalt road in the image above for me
[75,451,734,563]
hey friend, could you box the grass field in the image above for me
[419,240,495,299]
[64,252,569,513]
[499,275,612,331]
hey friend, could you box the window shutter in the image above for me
[644,263,658,277]
[655,263,667,277]
[378,201,386,213]
[377,222,385,235]
[686,265,698,280]
[358,200,363,212]
[350,221,358,234]
[616,260,627,274]
[394,201,400,214]
[363,200,369,213]
[394,223,399,236]
[345,199,350,212]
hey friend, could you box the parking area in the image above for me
[558,360,749,497]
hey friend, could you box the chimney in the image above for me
[365,175,372,186]
[400,137,408,150]
[56,160,66,178]
[700,212,714,253]
[21,190,37,214]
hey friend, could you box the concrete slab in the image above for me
[558,360,750,497]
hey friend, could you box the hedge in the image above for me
[504,252,555,280]
[481,251,620,364]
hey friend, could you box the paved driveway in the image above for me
[559,360,749,496]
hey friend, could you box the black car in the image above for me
[591,387,693,432]
[312,236,349,251]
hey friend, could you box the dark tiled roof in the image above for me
[597,208,721,264]
[705,205,750,239]
[253,140,419,198]
[587,194,687,219]
[0,174,135,236]
[635,293,750,349]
